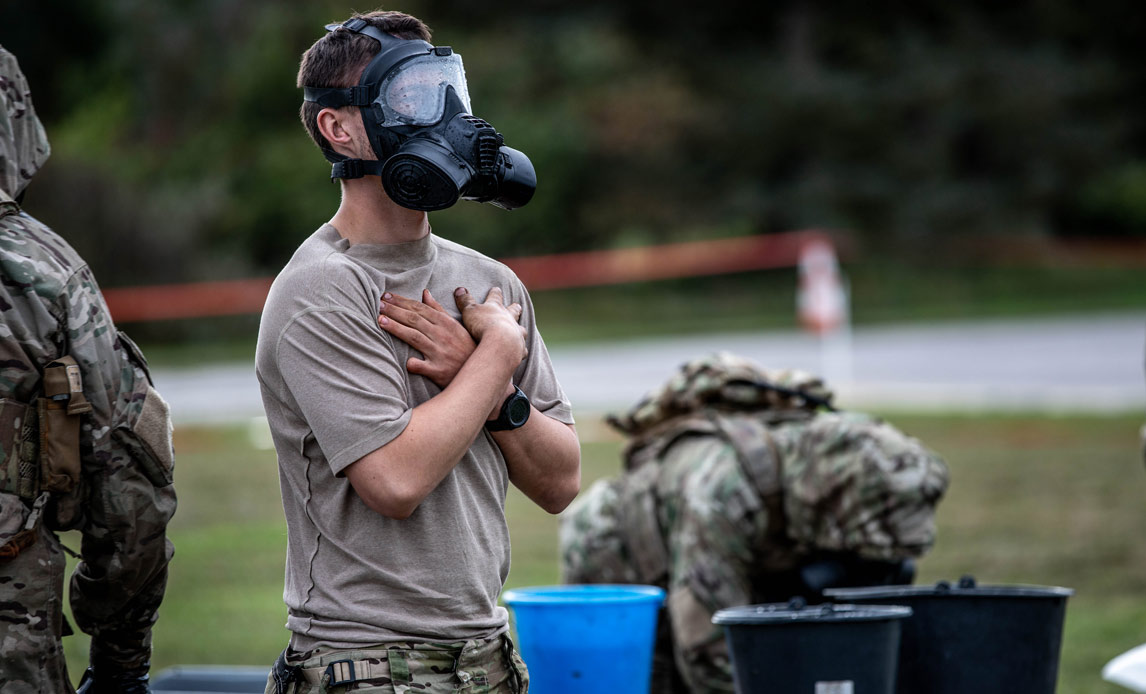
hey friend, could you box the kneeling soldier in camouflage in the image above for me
[561,352,949,694]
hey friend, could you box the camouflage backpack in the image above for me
[608,351,829,471]
[605,352,948,565]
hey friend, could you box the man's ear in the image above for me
[317,107,357,158]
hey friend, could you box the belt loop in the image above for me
[387,649,411,686]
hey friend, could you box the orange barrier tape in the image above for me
[101,277,276,323]
[101,230,835,323]
[504,230,831,291]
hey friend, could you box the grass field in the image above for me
[57,410,1146,693]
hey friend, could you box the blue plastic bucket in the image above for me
[502,584,665,694]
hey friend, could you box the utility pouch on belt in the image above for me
[38,357,91,528]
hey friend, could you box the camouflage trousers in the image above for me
[265,632,529,693]
[0,493,73,694]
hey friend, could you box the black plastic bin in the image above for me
[713,600,912,694]
[825,576,1073,694]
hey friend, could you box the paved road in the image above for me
[154,312,1146,427]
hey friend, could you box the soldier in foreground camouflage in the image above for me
[560,352,949,694]
[0,47,177,693]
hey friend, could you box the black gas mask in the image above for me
[303,18,536,211]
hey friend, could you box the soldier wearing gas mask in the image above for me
[302,15,535,211]
[257,11,580,693]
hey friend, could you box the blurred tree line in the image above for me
[1,0,1143,289]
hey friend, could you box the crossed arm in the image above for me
[344,287,580,519]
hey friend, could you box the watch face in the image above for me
[507,394,531,426]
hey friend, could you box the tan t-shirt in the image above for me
[255,225,574,648]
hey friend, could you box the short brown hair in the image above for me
[296,10,432,153]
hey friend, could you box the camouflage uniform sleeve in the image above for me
[661,436,767,694]
[63,264,177,671]
[558,477,642,585]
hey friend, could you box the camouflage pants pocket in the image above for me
[502,637,530,694]
[0,494,71,693]
[452,634,528,694]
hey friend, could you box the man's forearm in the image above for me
[492,413,580,514]
[345,331,520,518]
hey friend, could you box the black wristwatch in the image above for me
[486,386,531,431]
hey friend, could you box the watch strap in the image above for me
[486,386,531,432]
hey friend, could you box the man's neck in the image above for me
[330,176,430,245]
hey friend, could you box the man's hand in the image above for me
[454,286,528,362]
[378,289,476,388]
[349,286,532,519]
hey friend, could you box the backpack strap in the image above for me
[614,410,805,585]
[706,412,785,499]
[706,411,806,561]
[615,462,670,585]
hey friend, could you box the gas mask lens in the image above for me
[377,53,472,126]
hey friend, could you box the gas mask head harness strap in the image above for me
[303,18,438,177]
[302,18,536,211]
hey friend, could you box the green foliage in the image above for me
[1075,162,1146,237]
[2,1,1144,289]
